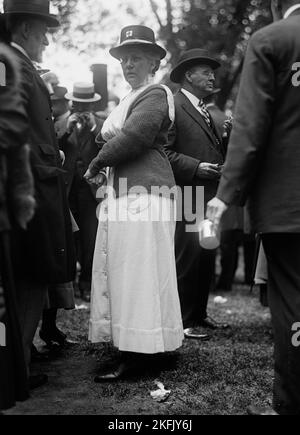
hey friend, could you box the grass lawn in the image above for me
[6,284,274,415]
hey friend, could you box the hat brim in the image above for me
[170,57,221,84]
[51,95,67,101]
[65,93,101,103]
[109,40,166,60]
[3,11,60,28]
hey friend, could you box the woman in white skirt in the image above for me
[84,25,184,381]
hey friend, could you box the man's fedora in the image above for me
[170,49,221,84]
[109,25,166,60]
[3,0,60,28]
[51,86,68,101]
[65,82,101,103]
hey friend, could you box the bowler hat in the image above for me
[51,86,68,101]
[3,0,60,28]
[109,25,166,60]
[65,82,101,103]
[170,49,221,84]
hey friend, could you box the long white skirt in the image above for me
[89,192,184,354]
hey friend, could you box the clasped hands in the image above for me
[67,112,96,134]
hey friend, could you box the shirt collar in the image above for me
[181,88,200,108]
[10,42,31,61]
[284,4,300,19]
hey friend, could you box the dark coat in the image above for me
[0,43,30,411]
[60,117,103,197]
[0,44,32,233]
[217,11,300,233]
[164,90,225,205]
[11,47,76,284]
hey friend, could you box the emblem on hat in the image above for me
[109,25,167,60]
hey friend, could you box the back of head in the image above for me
[5,14,35,37]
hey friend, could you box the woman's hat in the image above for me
[3,0,60,28]
[170,48,221,84]
[65,82,101,103]
[109,25,166,60]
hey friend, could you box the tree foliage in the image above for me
[148,0,272,108]
[51,0,272,107]
[0,0,272,106]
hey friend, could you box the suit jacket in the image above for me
[60,116,103,197]
[11,47,76,284]
[164,90,225,206]
[217,11,300,233]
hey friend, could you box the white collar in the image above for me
[284,4,300,19]
[181,88,200,109]
[10,42,31,61]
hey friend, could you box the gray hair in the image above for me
[144,49,161,76]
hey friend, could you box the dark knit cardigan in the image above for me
[89,85,176,198]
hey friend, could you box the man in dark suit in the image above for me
[0,24,34,409]
[207,0,300,415]
[165,49,229,340]
[4,0,76,388]
[60,83,103,302]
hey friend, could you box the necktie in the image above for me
[198,100,212,128]
[198,100,222,149]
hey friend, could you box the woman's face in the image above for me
[120,48,154,89]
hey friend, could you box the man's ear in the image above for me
[20,21,31,40]
[185,70,193,84]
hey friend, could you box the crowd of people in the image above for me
[1,0,300,416]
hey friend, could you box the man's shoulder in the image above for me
[251,17,300,46]
[173,90,187,106]
[11,47,36,84]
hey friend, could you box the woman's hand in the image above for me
[84,170,106,187]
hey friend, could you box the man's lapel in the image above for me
[210,115,223,145]
[178,91,222,151]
